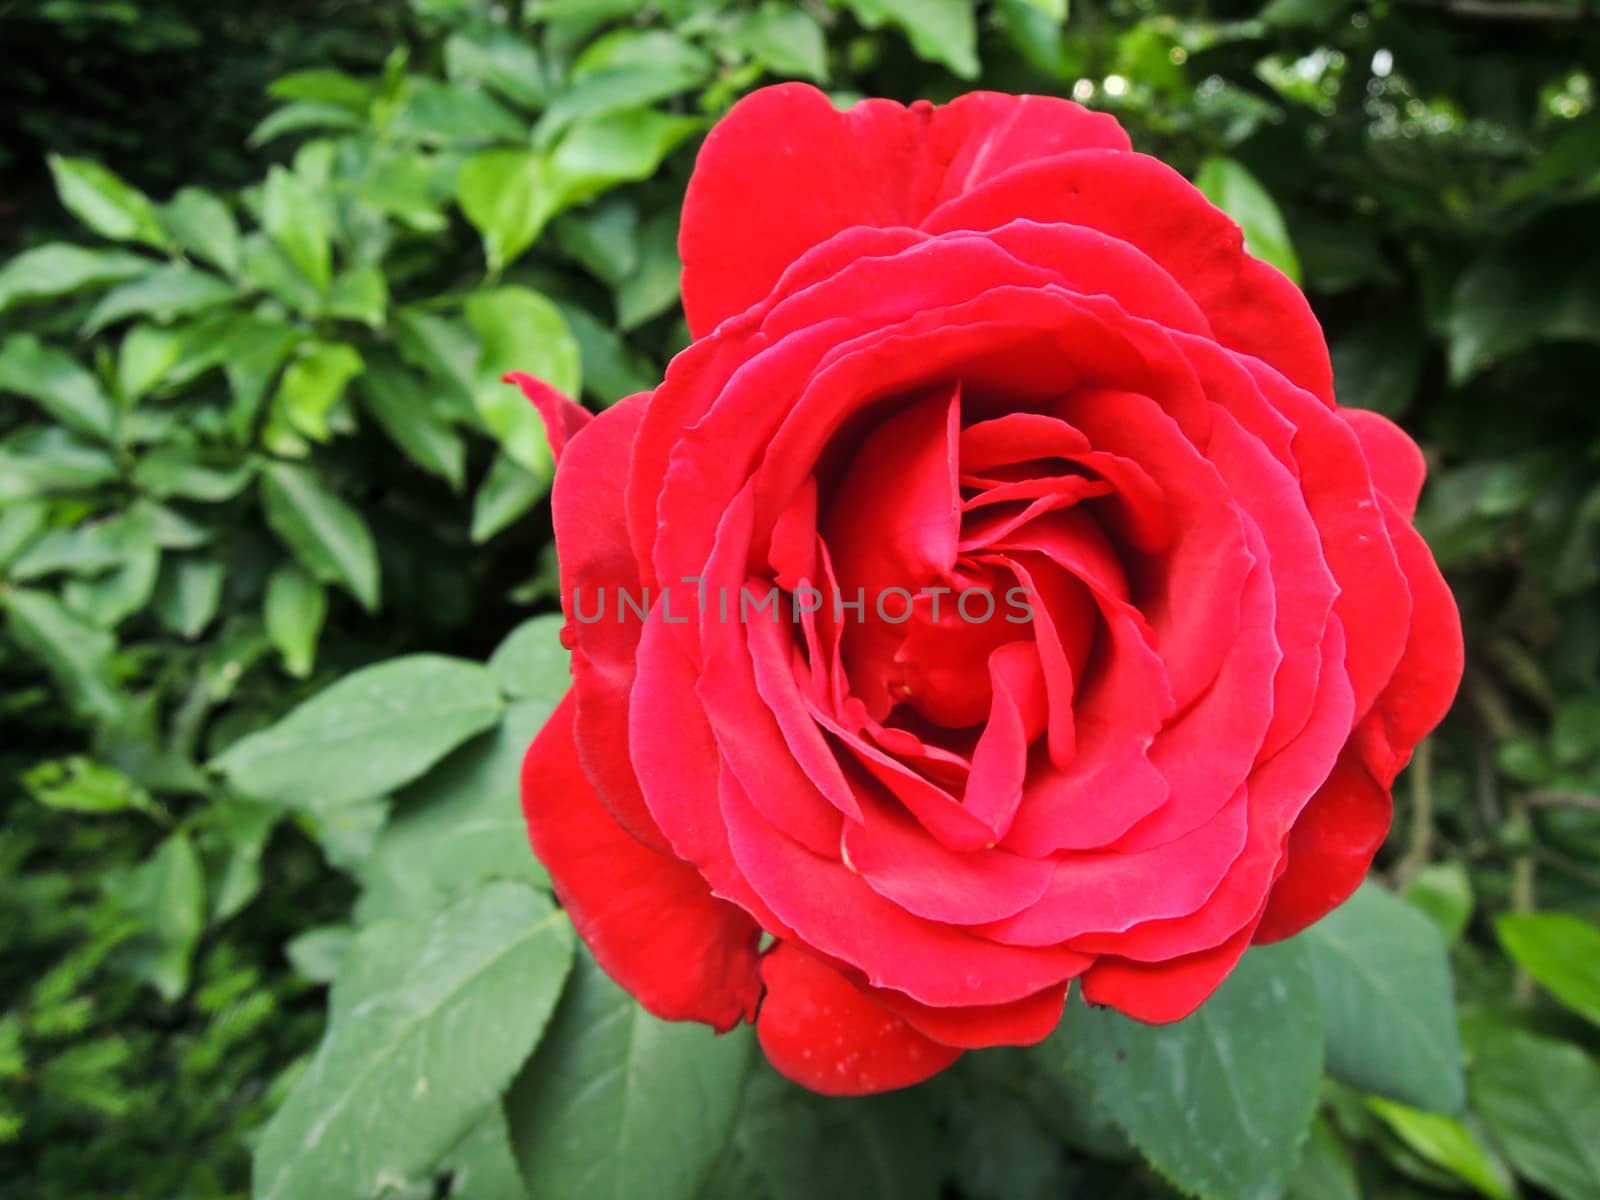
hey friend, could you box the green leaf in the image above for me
[117,323,185,404]
[211,653,503,809]
[1496,912,1600,1027]
[84,263,237,335]
[0,428,119,501]
[1037,941,1323,1200]
[274,342,365,443]
[390,77,527,144]
[262,166,334,295]
[254,882,574,1200]
[444,29,547,109]
[1287,1117,1359,1200]
[547,109,704,210]
[1405,861,1475,945]
[357,700,553,923]
[22,756,161,818]
[438,1107,528,1200]
[1472,1030,1600,1200]
[466,286,580,475]
[471,452,546,543]
[269,68,374,113]
[1300,882,1466,1112]
[615,211,681,330]
[250,100,366,146]
[838,0,980,79]
[504,949,753,1200]
[1367,1100,1515,1200]
[47,154,167,247]
[240,233,324,316]
[132,448,256,501]
[0,243,152,313]
[119,832,206,1002]
[729,5,830,81]
[1195,156,1302,284]
[535,62,708,147]
[488,615,570,702]
[161,187,241,275]
[153,555,225,639]
[3,587,123,719]
[0,334,117,442]
[285,925,355,984]
[259,460,382,611]
[457,148,552,272]
[263,561,327,678]
[704,1065,942,1200]
[357,357,467,490]
[328,265,389,328]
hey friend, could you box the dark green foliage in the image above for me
[3,1,1599,1198]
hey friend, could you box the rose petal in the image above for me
[525,693,762,1031]
[757,941,962,1096]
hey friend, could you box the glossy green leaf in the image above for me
[48,154,167,247]
[84,264,237,335]
[838,0,980,79]
[357,700,553,923]
[470,452,546,543]
[444,29,547,109]
[729,5,830,81]
[1472,1030,1600,1200]
[1404,861,1474,945]
[3,587,123,719]
[117,324,185,405]
[1367,1100,1515,1200]
[1038,941,1323,1200]
[211,653,503,809]
[505,949,753,1200]
[703,1065,942,1200]
[466,286,580,475]
[1496,912,1600,1026]
[327,265,388,328]
[0,334,117,442]
[357,356,467,489]
[547,109,704,210]
[263,561,327,678]
[457,148,552,272]
[22,756,161,819]
[0,428,119,501]
[274,342,365,443]
[161,187,241,275]
[253,881,573,1200]
[258,461,381,611]
[1195,156,1302,284]
[153,556,225,639]
[0,243,152,313]
[1301,882,1466,1112]
[262,166,333,294]
[132,449,256,502]
[487,615,570,702]
[119,832,206,1002]
[1287,1116,1360,1200]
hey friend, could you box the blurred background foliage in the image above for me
[1,0,1599,1197]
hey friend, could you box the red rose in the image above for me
[515,84,1463,1096]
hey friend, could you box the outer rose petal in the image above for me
[680,83,1129,336]
[757,942,962,1096]
[523,693,763,1031]
[1080,917,1259,1023]
[1252,749,1392,944]
[1343,407,1427,519]
[509,371,591,462]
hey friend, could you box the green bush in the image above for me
[2,1,1598,1198]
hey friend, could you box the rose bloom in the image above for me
[514,84,1462,1096]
